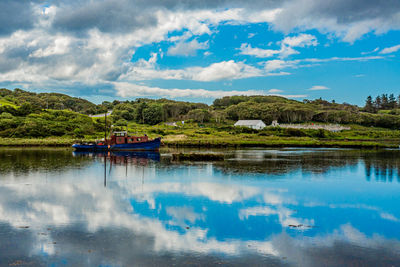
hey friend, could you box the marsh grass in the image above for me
[1,122,399,148]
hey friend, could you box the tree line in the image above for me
[108,94,400,129]
[364,94,400,113]
[2,88,400,139]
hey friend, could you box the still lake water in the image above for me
[0,148,400,266]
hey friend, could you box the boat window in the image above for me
[114,132,127,137]
[137,138,141,141]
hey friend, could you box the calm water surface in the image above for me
[0,148,400,266]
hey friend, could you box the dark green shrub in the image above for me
[150,129,166,135]
[284,128,306,137]
[74,128,84,138]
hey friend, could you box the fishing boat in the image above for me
[72,111,161,151]
[72,131,161,151]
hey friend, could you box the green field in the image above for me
[1,122,399,149]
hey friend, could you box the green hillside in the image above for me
[0,88,98,114]
[1,88,400,148]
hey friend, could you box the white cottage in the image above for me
[234,120,266,130]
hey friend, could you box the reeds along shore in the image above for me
[0,136,396,148]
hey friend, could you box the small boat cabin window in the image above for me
[114,131,127,137]
[137,138,141,141]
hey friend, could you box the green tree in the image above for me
[187,109,211,123]
[364,96,374,113]
[135,102,148,124]
[120,110,134,121]
[142,104,163,125]
[115,119,128,126]
[381,94,388,109]
[18,103,34,116]
[389,94,396,109]
[374,96,382,110]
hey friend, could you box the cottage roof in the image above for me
[234,120,265,126]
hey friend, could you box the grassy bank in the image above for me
[162,135,397,148]
[0,137,76,147]
[0,136,397,149]
[1,122,400,148]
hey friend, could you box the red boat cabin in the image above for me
[97,131,149,145]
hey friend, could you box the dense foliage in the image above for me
[0,108,101,138]
[219,96,400,129]
[110,98,208,125]
[0,88,99,114]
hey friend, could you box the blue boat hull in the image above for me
[72,137,161,151]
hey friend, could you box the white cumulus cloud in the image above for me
[281,33,318,47]
[168,39,209,57]
[113,82,265,98]
[122,60,264,82]
[239,43,281,58]
[268,89,283,93]
[308,85,330,91]
[379,44,400,54]
[114,82,307,99]
[0,0,397,98]
[239,34,317,59]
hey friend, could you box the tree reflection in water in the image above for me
[213,148,400,183]
[0,148,400,266]
[0,148,92,176]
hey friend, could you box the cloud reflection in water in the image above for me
[0,148,400,266]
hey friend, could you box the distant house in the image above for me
[234,120,266,130]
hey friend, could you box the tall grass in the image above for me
[1,122,399,148]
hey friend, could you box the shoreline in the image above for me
[0,137,397,149]
[162,140,396,149]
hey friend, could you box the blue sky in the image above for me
[0,0,400,105]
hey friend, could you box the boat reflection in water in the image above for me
[72,150,161,163]
[73,150,160,187]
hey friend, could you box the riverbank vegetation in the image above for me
[1,88,400,148]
